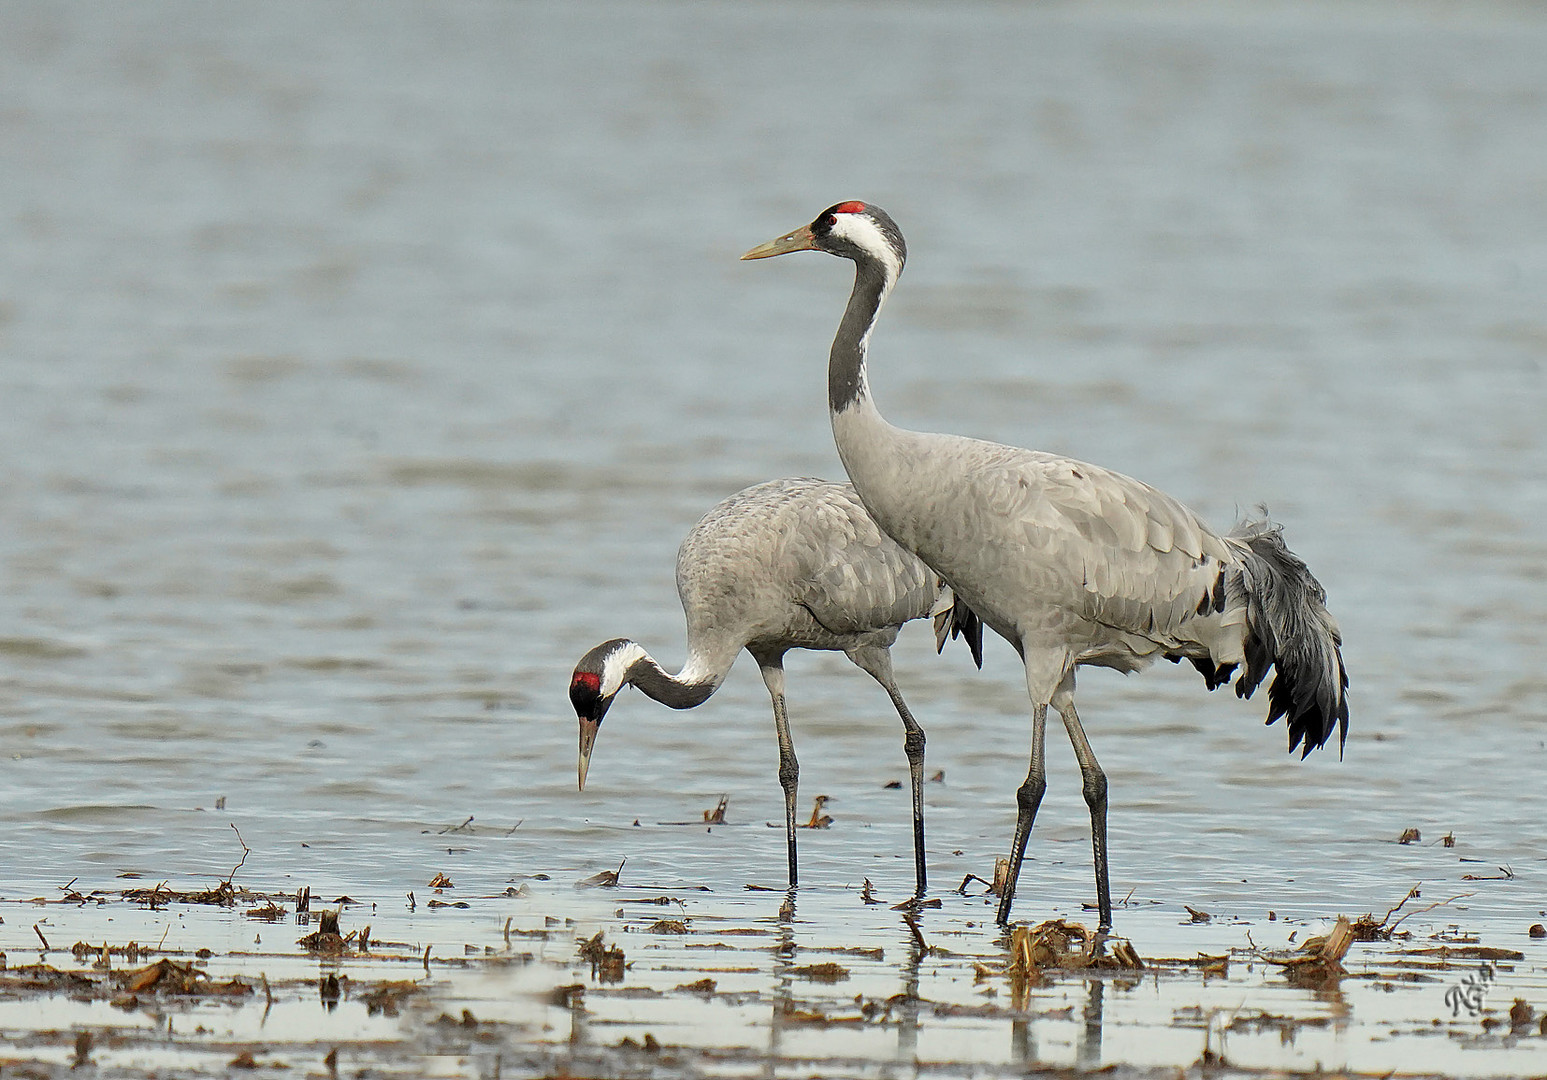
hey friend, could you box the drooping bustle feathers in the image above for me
[931,587,984,669]
[1227,516,1349,758]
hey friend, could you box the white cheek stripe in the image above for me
[601,641,647,698]
[831,214,902,285]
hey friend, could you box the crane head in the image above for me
[570,638,631,790]
[741,201,906,280]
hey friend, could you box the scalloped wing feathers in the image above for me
[675,478,943,652]
[872,435,1240,661]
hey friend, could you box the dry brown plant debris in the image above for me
[578,931,625,982]
[1349,883,1473,941]
[802,795,833,829]
[1007,919,1145,977]
[117,958,251,997]
[577,859,626,888]
[298,908,349,952]
[1267,915,1353,986]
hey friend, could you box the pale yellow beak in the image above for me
[741,224,818,260]
[577,718,600,791]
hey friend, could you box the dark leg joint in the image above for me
[1016,775,1046,814]
[1081,769,1107,811]
[903,729,925,761]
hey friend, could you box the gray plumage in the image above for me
[744,202,1348,930]
[568,476,982,895]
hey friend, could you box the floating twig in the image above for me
[957,873,994,895]
[801,795,832,829]
[1460,865,1514,882]
[225,824,250,886]
[576,859,626,888]
[1389,889,1475,934]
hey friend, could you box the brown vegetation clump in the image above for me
[298,908,348,952]
[578,931,625,982]
[117,958,251,997]
[1008,920,1145,976]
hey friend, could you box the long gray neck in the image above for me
[628,654,719,710]
[829,258,891,414]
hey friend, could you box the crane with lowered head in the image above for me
[569,476,981,896]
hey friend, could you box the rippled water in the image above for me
[1,1,1544,1072]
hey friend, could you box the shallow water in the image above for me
[1,0,1545,1074]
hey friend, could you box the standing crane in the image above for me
[743,202,1348,929]
[569,476,981,895]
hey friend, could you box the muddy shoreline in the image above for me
[2,870,1542,1079]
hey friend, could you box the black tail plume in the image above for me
[1228,515,1349,758]
[933,590,984,669]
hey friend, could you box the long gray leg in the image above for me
[997,702,1047,926]
[1055,694,1111,931]
[848,645,928,896]
[756,654,799,889]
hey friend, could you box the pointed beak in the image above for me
[741,224,817,260]
[577,718,600,791]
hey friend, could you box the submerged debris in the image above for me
[244,901,287,921]
[1460,864,1514,881]
[1509,998,1535,1032]
[1268,915,1353,986]
[118,958,251,997]
[1402,944,1524,962]
[801,795,832,829]
[298,908,348,953]
[548,983,585,1008]
[778,999,868,1025]
[577,860,626,889]
[578,931,625,982]
[1350,884,1474,941]
[1007,919,1145,976]
[123,881,238,908]
[957,871,995,896]
[357,979,422,1017]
